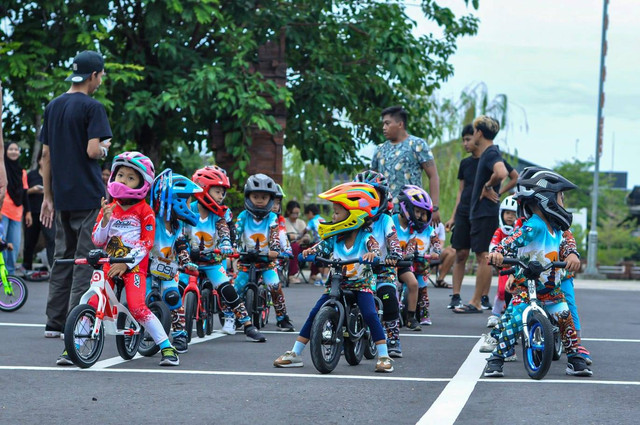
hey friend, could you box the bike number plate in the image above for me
[150,257,179,280]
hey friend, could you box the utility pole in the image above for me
[584,0,609,278]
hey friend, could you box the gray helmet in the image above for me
[244,173,277,219]
[513,167,577,231]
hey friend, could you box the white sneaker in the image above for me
[274,351,304,368]
[479,333,498,353]
[504,353,518,362]
[486,315,500,328]
[221,317,236,335]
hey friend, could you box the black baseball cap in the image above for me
[65,51,105,83]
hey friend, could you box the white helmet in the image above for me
[499,196,518,233]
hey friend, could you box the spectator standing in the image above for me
[23,148,56,276]
[0,82,8,208]
[40,50,113,338]
[371,105,441,224]
[1,142,32,274]
[284,200,309,284]
[454,116,509,314]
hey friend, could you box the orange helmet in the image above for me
[192,165,230,217]
[317,182,380,239]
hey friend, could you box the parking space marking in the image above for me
[416,337,486,425]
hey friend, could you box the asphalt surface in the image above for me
[1,273,639,425]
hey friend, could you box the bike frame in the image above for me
[0,252,12,296]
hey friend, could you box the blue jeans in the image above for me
[2,216,22,274]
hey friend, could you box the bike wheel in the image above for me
[522,309,554,380]
[64,304,104,368]
[344,310,365,366]
[263,290,272,327]
[258,287,269,328]
[363,329,377,360]
[199,288,214,337]
[116,311,142,360]
[184,291,197,343]
[138,301,171,357]
[553,327,563,361]
[0,275,28,312]
[309,306,343,374]
[245,287,259,328]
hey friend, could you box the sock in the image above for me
[377,343,389,358]
[159,339,171,350]
[292,340,306,356]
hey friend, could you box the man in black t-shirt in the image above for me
[40,51,113,347]
[453,116,508,314]
[445,124,517,310]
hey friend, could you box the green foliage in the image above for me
[596,216,640,266]
[224,186,245,219]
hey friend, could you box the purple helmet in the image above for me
[397,184,433,231]
[108,151,155,200]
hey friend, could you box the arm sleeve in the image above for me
[504,159,514,173]
[127,208,155,269]
[386,219,403,258]
[268,223,282,252]
[492,225,529,256]
[429,232,442,256]
[489,229,503,252]
[92,208,111,247]
[560,230,580,260]
[215,219,232,249]
[365,234,381,257]
[87,102,113,141]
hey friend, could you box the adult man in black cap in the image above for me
[39,51,112,364]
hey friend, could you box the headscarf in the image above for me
[5,143,24,207]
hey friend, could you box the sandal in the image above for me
[432,279,452,289]
[453,304,483,314]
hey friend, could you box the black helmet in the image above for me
[353,170,390,219]
[244,173,277,219]
[513,167,577,231]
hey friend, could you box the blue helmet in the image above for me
[151,169,202,227]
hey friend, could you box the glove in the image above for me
[184,262,198,273]
[178,250,191,266]
[175,236,189,253]
[219,243,233,256]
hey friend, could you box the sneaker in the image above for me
[480,295,493,310]
[45,326,62,338]
[486,315,500,328]
[173,334,188,354]
[221,317,236,335]
[483,356,504,377]
[420,317,432,326]
[375,356,394,373]
[577,345,592,365]
[277,315,295,332]
[566,356,593,376]
[244,325,266,342]
[273,350,304,368]
[56,350,74,366]
[406,317,422,332]
[313,279,324,287]
[504,353,518,362]
[479,333,498,353]
[387,340,403,358]
[159,347,180,366]
[448,294,463,309]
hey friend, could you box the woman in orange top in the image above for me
[1,142,31,274]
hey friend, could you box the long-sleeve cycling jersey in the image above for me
[405,225,442,275]
[185,201,232,251]
[370,214,403,282]
[92,200,155,271]
[234,210,281,254]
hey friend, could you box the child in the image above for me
[397,185,441,326]
[484,167,592,377]
[148,169,202,353]
[270,184,295,331]
[486,195,518,328]
[298,203,328,285]
[273,182,395,373]
[234,174,294,332]
[186,165,266,342]
[354,171,404,357]
[61,151,179,366]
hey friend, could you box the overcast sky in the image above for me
[400,0,639,189]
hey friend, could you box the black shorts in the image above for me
[451,214,471,250]
[470,216,499,254]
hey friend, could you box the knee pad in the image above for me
[164,290,181,309]
[218,281,240,308]
[377,285,399,321]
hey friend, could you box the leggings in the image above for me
[560,277,581,332]
[299,291,385,342]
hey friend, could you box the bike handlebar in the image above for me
[298,254,412,269]
[55,257,135,265]
[497,257,567,278]
[238,250,289,262]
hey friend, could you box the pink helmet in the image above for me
[108,151,155,200]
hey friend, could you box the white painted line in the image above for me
[480,378,640,386]
[416,337,486,425]
[581,337,640,343]
[0,322,44,327]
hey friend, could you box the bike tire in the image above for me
[363,329,377,360]
[200,288,214,337]
[116,311,142,360]
[0,275,28,312]
[522,309,554,380]
[263,289,272,327]
[344,336,365,366]
[258,287,269,328]
[553,327,563,361]
[184,291,197,343]
[309,306,342,374]
[138,300,171,357]
[64,304,104,368]
[245,287,258,328]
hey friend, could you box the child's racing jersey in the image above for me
[370,214,403,282]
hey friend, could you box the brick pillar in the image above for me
[211,31,286,186]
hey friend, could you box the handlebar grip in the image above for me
[501,257,520,265]
[110,257,136,264]
[298,254,314,263]
[55,259,77,265]
[396,260,413,268]
[552,261,567,268]
[499,267,516,276]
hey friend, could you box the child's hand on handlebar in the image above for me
[487,252,503,267]
[268,250,278,260]
[302,248,313,258]
[107,263,128,278]
[565,253,581,273]
[361,252,376,262]
[429,253,439,261]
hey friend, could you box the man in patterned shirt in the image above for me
[371,106,441,224]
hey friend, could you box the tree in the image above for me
[1,0,479,179]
